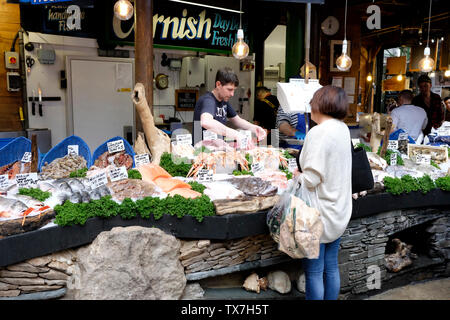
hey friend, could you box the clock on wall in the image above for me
[321,16,339,36]
[155,73,169,90]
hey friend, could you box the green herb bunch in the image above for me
[188,181,206,194]
[127,169,142,180]
[18,188,51,202]
[159,152,192,177]
[383,174,442,195]
[69,168,88,178]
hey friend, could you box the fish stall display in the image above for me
[0,161,31,180]
[40,154,87,180]
[93,150,134,170]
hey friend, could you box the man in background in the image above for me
[253,87,279,141]
[390,90,428,143]
[443,96,450,122]
[412,75,444,135]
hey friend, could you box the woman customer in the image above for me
[297,85,352,300]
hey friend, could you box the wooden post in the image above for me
[30,134,38,172]
[134,0,153,133]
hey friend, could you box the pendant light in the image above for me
[366,73,373,82]
[232,0,249,59]
[114,0,134,21]
[336,0,352,71]
[418,0,435,73]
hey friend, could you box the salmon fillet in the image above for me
[168,188,202,199]
[153,177,191,192]
[138,163,172,183]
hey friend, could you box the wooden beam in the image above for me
[134,0,153,133]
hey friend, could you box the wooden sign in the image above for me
[175,89,198,111]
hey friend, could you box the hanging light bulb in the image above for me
[366,73,373,82]
[444,69,450,77]
[419,0,435,73]
[114,0,134,21]
[232,0,249,60]
[397,74,403,81]
[429,71,435,78]
[336,39,352,71]
[336,0,352,71]
[232,29,249,59]
[419,47,435,72]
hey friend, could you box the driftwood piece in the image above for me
[384,238,417,272]
[133,131,151,156]
[0,210,55,238]
[379,115,393,158]
[370,113,384,153]
[131,83,171,165]
[213,195,280,216]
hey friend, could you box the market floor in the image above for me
[365,277,450,300]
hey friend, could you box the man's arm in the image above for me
[278,121,296,137]
[200,113,242,141]
[228,115,266,141]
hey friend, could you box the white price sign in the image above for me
[387,140,398,151]
[88,171,108,189]
[15,173,38,188]
[203,130,218,141]
[390,153,397,166]
[134,154,150,167]
[176,134,192,145]
[415,154,431,165]
[437,126,450,136]
[351,139,360,147]
[0,174,10,190]
[21,152,32,163]
[398,133,409,141]
[109,166,128,182]
[107,140,125,154]
[288,158,297,172]
[67,145,79,156]
[197,169,214,183]
[251,162,264,174]
[238,136,249,150]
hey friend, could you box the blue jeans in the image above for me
[302,237,341,300]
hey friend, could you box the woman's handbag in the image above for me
[351,143,374,194]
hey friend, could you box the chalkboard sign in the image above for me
[175,89,199,111]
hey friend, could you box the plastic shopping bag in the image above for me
[267,175,323,259]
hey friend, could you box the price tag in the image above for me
[203,130,218,141]
[107,140,125,154]
[288,158,297,172]
[197,169,214,183]
[351,139,360,147]
[88,171,108,189]
[437,126,450,136]
[390,153,397,166]
[67,145,79,156]
[415,154,431,165]
[15,173,38,188]
[176,134,192,145]
[398,133,409,141]
[109,166,128,182]
[251,162,264,174]
[0,174,10,190]
[387,140,398,151]
[238,136,249,150]
[21,152,32,163]
[134,154,150,167]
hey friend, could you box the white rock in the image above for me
[267,270,291,294]
[243,273,260,293]
[296,272,306,293]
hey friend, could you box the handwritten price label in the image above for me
[203,130,218,141]
[68,145,79,156]
[15,173,38,188]
[107,140,125,154]
[288,158,297,172]
[387,140,398,151]
[109,166,128,182]
[134,154,150,167]
[88,171,108,189]
[390,153,397,166]
[251,162,264,174]
[398,133,409,141]
[197,169,214,183]
[238,136,249,150]
[176,134,193,145]
[415,154,431,165]
[0,174,10,190]
[21,152,32,163]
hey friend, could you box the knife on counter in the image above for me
[31,89,36,116]
[38,86,43,117]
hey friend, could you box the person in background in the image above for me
[411,74,444,135]
[193,67,266,146]
[298,85,352,300]
[443,97,450,122]
[390,90,428,143]
[253,86,279,131]
[275,107,309,150]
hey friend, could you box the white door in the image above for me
[66,56,135,151]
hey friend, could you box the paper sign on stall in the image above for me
[288,158,297,172]
[176,134,192,145]
[109,166,128,182]
[88,172,108,189]
[107,140,125,154]
[197,169,214,183]
[251,162,264,174]
[387,140,398,151]
[134,154,150,167]
[398,133,409,141]
[15,173,38,188]
[21,152,31,163]
[390,153,397,166]
[68,145,79,155]
[0,174,10,189]
[203,130,218,141]
[415,154,431,165]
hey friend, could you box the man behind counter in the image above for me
[411,74,444,135]
[193,67,266,147]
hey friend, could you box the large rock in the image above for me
[71,226,186,300]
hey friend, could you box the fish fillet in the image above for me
[153,177,191,192]
[138,163,172,182]
[168,188,202,199]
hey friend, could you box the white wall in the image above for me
[264,25,286,93]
